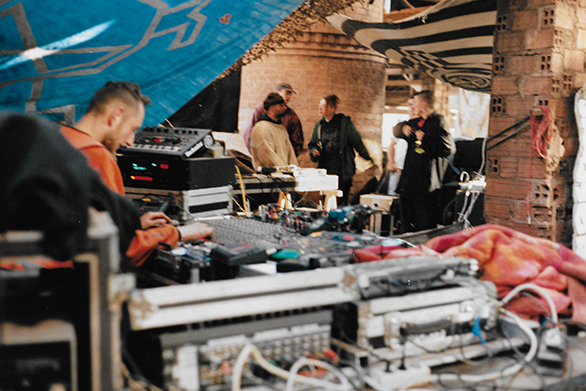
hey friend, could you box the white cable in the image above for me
[284,357,351,391]
[398,309,539,390]
[232,344,255,391]
[500,283,558,324]
[478,136,487,177]
[456,190,470,223]
[231,344,350,390]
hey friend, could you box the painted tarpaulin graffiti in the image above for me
[327,0,497,93]
[0,0,304,125]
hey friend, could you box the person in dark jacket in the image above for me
[395,90,456,232]
[308,94,373,205]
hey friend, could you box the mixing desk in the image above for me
[197,216,389,270]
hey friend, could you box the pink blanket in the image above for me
[378,224,586,322]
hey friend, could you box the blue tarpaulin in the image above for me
[0,0,304,125]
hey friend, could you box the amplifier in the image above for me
[117,155,237,191]
[117,126,214,159]
[125,185,233,222]
[332,278,498,357]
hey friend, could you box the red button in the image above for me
[131,176,153,182]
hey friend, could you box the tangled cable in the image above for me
[526,106,555,224]
[530,105,554,158]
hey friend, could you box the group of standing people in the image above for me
[245,83,373,206]
[244,84,456,232]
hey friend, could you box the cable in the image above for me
[336,358,367,391]
[526,106,555,224]
[232,344,353,391]
[530,106,554,159]
[285,357,352,391]
[340,283,549,391]
[121,362,167,391]
[396,309,539,390]
[499,283,558,325]
[235,165,249,217]
[478,136,487,176]
[232,343,255,391]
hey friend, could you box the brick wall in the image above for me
[486,0,584,247]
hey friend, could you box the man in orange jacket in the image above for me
[61,81,213,268]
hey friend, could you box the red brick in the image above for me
[516,157,548,179]
[514,201,560,225]
[512,9,539,31]
[488,116,524,137]
[526,156,549,177]
[504,213,552,232]
[484,196,512,220]
[524,76,554,95]
[495,31,526,53]
[514,201,553,224]
[552,4,576,30]
[508,220,555,240]
[492,76,519,95]
[530,0,560,7]
[525,29,555,50]
[555,117,574,138]
[550,52,565,74]
[486,131,533,158]
[496,157,521,178]
[483,215,505,227]
[538,97,569,117]
[574,73,586,91]
[483,215,554,239]
[486,178,531,200]
[509,54,540,75]
[503,95,536,117]
[564,50,585,71]
[529,179,555,206]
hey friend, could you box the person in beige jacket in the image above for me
[250,92,298,170]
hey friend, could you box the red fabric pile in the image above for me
[360,224,586,322]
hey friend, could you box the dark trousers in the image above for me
[399,190,441,233]
[338,178,353,206]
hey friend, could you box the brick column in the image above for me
[486,0,582,246]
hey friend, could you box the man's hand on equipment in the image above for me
[140,211,173,229]
[177,222,215,242]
